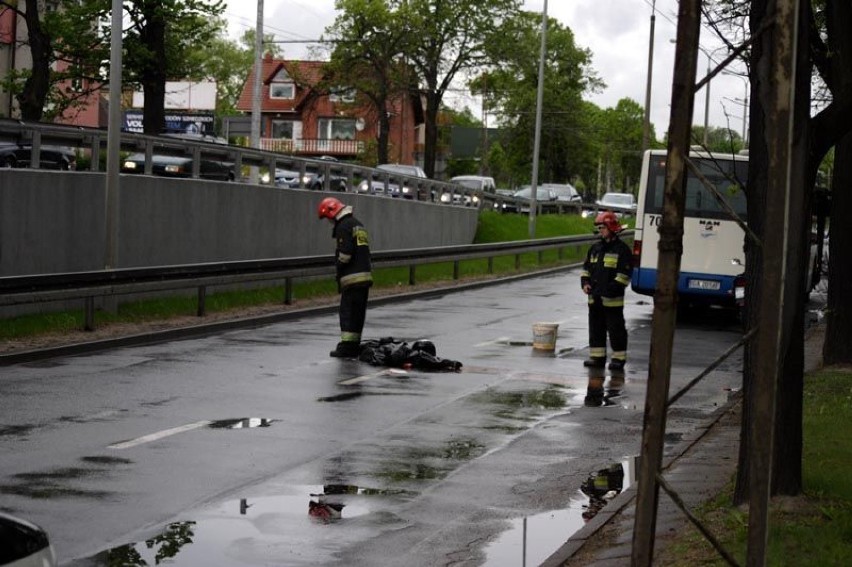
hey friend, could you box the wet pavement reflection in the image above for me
[583,367,626,407]
[74,483,412,566]
[481,456,638,566]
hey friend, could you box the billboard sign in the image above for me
[123,110,215,134]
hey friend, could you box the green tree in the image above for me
[324,0,412,165]
[0,0,107,121]
[597,98,646,195]
[471,10,602,187]
[184,24,281,116]
[123,0,225,134]
[404,0,522,177]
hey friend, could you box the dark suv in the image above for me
[0,142,77,170]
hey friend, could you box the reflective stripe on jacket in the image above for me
[333,214,373,290]
[580,235,632,301]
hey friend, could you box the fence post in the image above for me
[409,265,416,285]
[197,286,207,317]
[453,260,460,280]
[84,297,95,331]
[284,277,293,305]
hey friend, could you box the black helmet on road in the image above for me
[411,340,436,356]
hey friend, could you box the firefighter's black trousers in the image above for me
[587,296,627,361]
[339,285,370,343]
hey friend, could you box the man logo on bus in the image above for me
[700,220,720,238]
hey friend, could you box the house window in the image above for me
[329,88,356,103]
[272,120,295,139]
[317,118,356,140]
[269,68,295,100]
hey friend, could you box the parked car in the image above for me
[542,182,583,203]
[0,142,76,170]
[496,186,558,213]
[0,512,57,567]
[358,163,427,198]
[446,175,497,206]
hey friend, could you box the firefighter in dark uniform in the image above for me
[580,211,633,370]
[318,197,373,357]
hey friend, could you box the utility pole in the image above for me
[528,0,547,239]
[249,0,264,184]
[642,0,656,152]
[104,0,123,270]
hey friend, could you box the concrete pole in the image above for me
[528,0,547,239]
[631,0,701,564]
[249,0,264,184]
[703,53,710,146]
[642,2,656,152]
[104,0,123,270]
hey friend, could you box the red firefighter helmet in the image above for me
[595,211,623,233]
[317,197,345,220]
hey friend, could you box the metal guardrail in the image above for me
[0,232,631,330]
[0,119,481,205]
[0,119,615,214]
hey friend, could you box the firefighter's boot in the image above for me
[330,341,360,358]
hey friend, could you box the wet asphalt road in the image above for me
[0,269,744,566]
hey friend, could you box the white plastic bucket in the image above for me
[532,322,559,351]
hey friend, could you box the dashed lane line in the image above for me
[108,420,213,449]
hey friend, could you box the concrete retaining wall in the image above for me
[1,170,479,276]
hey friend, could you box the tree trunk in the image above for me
[377,101,390,164]
[824,132,852,364]
[423,91,439,178]
[770,0,813,497]
[18,0,51,121]
[734,0,768,506]
[141,4,168,134]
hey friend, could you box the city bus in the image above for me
[630,149,750,311]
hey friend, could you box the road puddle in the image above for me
[76,483,410,566]
[482,456,638,566]
[207,417,274,429]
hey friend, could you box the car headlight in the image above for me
[164,164,182,174]
[260,172,270,184]
[358,180,369,192]
[402,186,413,195]
[440,193,451,203]
[472,195,480,204]
[301,175,313,185]
[122,161,137,170]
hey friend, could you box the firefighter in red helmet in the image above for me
[318,197,373,357]
[580,211,632,370]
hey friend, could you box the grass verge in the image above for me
[656,367,852,566]
[1,211,597,342]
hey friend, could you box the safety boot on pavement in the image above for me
[329,341,360,358]
[583,357,606,368]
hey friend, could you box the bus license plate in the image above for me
[688,279,721,291]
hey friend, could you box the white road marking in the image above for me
[338,368,410,385]
[108,420,212,449]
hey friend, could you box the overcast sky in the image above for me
[225,0,750,141]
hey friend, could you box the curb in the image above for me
[541,390,744,566]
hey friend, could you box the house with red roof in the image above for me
[236,53,423,164]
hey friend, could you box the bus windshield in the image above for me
[644,155,748,219]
